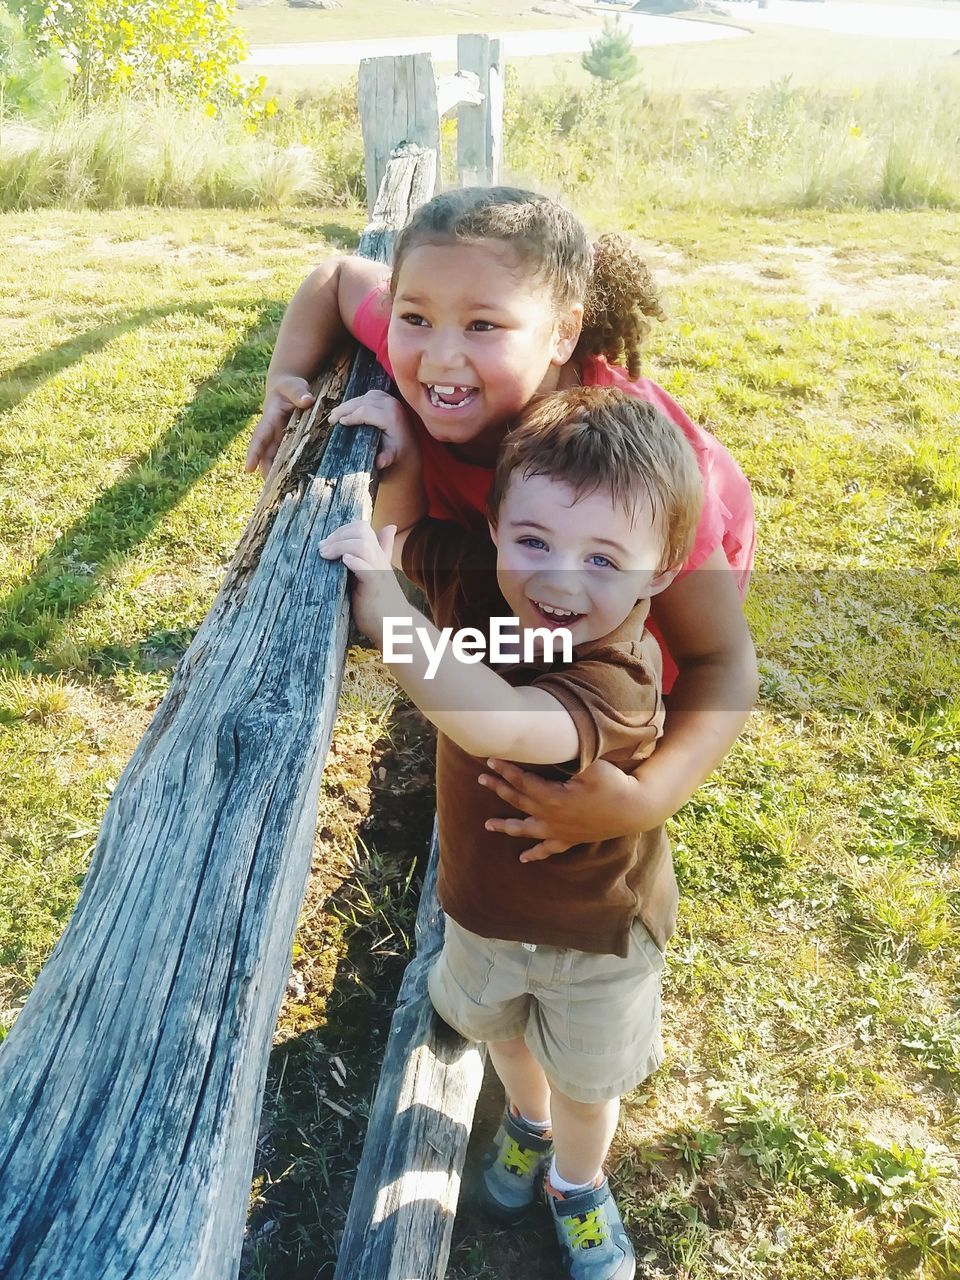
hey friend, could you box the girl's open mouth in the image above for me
[530,600,584,631]
[425,383,479,411]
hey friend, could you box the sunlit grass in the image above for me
[2,205,958,1277]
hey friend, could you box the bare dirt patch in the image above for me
[65,678,154,756]
[645,239,957,313]
[88,234,245,264]
[7,235,70,255]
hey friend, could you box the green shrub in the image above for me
[581,18,639,84]
[16,0,268,120]
[0,6,70,122]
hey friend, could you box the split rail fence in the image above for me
[0,37,502,1280]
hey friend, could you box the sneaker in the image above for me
[478,1108,553,1224]
[545,1174,636,1280]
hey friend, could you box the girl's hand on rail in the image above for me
[244,376,316,478]
[329,390,419,472]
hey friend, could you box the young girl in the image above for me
[245,186,758,862]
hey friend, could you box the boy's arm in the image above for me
[318,522,581,764]
[245,256,391,476]
[389,624,580,764]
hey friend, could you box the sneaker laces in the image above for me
[563,1207,605,1250]
[499,1135,543,1179]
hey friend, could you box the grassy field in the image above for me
[247,12,960,94]
[514,25,960,91]
[9,64,960,216]
[2,203,959,1279]
[235,0,589,45]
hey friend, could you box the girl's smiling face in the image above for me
[387,240,582,465]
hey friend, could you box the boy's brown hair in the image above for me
[487,387,703,572]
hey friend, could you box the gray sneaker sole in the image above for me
[477,1166,544,1225]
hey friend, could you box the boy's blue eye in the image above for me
[518,536,548,551]
[588,554,617,569]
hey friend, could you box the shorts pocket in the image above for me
[559,932,663,1058]
[629,917,666,972]
[440,917,496,1004]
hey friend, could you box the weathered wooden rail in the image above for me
[333,43,503,1276]
[333,827,487,1280]
[358,35,502,218]
[0,308,386,1280]
[0,40,501,1280]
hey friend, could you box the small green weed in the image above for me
[0,674,73,724]
[329,842,418,959]
[664,1125,725,1174]
[619,1174,714,1274]
[713,1082,956,1272]
[841,862,955,961]
[899,1017,960,1083]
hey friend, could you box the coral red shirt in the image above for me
[353,283,755,692]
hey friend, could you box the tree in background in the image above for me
[10,0,272,120]
[0,5,70,121]
[581,18,639,84]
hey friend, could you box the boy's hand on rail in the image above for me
[479,758,652,861]
[319,521,405,639]
[329,390,419,472]
[245,376,316,477]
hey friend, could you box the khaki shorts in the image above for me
[427,916,665,1104]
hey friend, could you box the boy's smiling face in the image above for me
[489,471,677,650]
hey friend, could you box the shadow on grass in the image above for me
[276,219,362,250]
[0,303,237,417]
[0,300,285,668]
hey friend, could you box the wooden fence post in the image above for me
[333,824,486,1280]
[358,54,441,219]
[457,35,503,188]
[0,145,436,1280]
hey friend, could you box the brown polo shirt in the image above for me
[402,520,678,958]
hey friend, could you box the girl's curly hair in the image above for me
[391,187,663,378]
[582,233,664,379]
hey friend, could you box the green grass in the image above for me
[8,61,960,214]
[2,205,959,1278]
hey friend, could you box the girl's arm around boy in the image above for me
[482,551,757,856]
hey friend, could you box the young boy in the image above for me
[320,386,702,1280]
